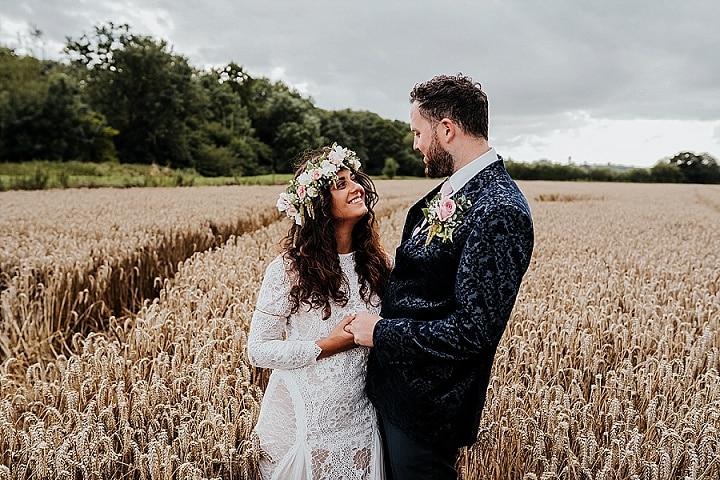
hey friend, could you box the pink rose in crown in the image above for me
[297,185,307,199]
[436,198,456,222]
[311,169,322,181]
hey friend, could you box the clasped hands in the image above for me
[316,311,380,358]
[343,311,380,347]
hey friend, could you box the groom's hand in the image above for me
[348,311,381,347]
[316,315,357,359]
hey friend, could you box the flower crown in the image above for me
[276,143,362,226]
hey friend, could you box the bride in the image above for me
[247,143,392,479]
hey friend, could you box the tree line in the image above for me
[1,22,718,183]
[0,22,424,177]
[506,151,720,184]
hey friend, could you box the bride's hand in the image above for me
[316,315,356,359]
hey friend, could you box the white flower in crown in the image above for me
[297,170,313,186]
[347,156,361,171]
[277,192,291,212]
[277,143,362,226]
[319,160,338,176]
[327,145,346,165]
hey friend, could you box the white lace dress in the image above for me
[247,253,385,480]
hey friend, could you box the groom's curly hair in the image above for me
[410,73,489,140]
[281,148,392,320]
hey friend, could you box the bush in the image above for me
[194,144,239,177]
[11,167,50,190]
[382,157,399,179]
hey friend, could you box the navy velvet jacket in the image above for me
[367,158,534,448]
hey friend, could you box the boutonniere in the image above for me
[422,192,472,245]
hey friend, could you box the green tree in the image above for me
[4,24,424,176]
[668,151,720,184]
[66,23,200,167]
[649,161,684,183]
[0,47,116,162]
[363,115,406,175]
[189,65,271,176]
[394,125,425,177]
[382,157,399,178]
[318,109,421,176]
[586,166,619,182]
[247,79,322,173]
[624,168,651,183]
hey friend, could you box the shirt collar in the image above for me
[446,147,498,195]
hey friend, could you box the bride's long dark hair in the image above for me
[281,147,392,320]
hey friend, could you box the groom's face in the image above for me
[410,103,455,178]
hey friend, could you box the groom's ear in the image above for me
[439,118,456,143]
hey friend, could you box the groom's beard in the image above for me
[425,132,454,178]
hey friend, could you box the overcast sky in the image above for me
[2,0,719,167]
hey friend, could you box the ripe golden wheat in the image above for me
[1,185,299,366]
[1,180,719,479]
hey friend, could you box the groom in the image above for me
[349,74,534,479]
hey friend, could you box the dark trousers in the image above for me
[379,414,459,480]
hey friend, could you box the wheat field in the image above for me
[1,180,719,479]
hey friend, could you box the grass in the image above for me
[0,160,295,190]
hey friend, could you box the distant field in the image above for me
[1,180,719,479]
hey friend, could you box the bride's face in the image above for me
[329,169,367,223]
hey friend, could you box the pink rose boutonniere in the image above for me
[422,191,472,245]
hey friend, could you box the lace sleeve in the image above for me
[247,256,322,369]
